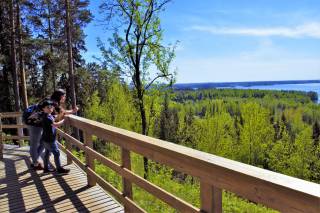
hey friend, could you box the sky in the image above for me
[83,0,320,83]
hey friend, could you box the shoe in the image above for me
[33,164,44,170]
[43,168,56,173]
[57,168,70,174]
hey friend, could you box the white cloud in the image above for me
[189,22,320,38]
[173,35,320,83]
[174,56,320,83]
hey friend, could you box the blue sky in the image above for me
[83,0,320,83]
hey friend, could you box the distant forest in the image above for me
[84,83,320,212]
[174,79,320,91]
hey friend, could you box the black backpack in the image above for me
[22,104,44,127]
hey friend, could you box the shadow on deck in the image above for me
[0,145,124,213]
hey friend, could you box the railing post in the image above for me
[16,116,23,146]
[66,138,72,165]
[84,131,96,186]
[121,148,133,211]
[64,123,73,165]
[200,181,222,213]
[0,114,3,159]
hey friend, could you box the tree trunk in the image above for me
[47,0,55,90]
[135,69,149,179]
[16,0,28,109]
[65,0,76,108]
[65,0,79,139]
[0,2,12,112]
[140,100,149,179]
[10,0,23,144]
[9,0,20,112]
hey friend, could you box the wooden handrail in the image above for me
[0,112,23,118]
[1,112,319,213]
[62,114,320,213]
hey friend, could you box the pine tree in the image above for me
[10,0,21,112]
[16,0,28,108]
[25,0,92,98]
[0,0,14,112]
[156,93,179,143]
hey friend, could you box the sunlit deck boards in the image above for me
[0,145,124,213]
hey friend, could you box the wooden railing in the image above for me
[1,112,319,213]
[0,112,29,159]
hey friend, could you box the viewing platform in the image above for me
[0,144,124,213]
[0,112,319,213]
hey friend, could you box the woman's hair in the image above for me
[50,89,66,104]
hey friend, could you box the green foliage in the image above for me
[268,122,292,173]
[85,80,140,131]
[83,85,319,212]
[287,127,315,179]
[194,100,236,157]
[239,102,274,166]
[223,192,278,213]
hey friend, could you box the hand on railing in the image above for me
[72,106,79,114]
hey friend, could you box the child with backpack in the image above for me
[41,100,70,174]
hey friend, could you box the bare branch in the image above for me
[145,73,173,90]
[125,7,136,68]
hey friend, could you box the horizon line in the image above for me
[174,79,320,85]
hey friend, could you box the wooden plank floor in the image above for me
[0,145,124,213]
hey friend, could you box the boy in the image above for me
[41,100,70,174]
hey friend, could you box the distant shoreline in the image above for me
[174,80,320,90]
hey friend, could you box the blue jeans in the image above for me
[27,125,44,164]
[43,141,62,170]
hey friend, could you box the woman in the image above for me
[50,89,79,120]
[26,102,45,170]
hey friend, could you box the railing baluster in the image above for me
[84,131,96,186]
[121,148,133,212]
[66,140,72,165]
[200,181,222,213]
[64,124,73,165]
[16,116,23,146]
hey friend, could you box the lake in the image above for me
[230,83,320,103]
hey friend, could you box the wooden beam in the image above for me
[83,131,96,186]
[200,181,222,213]
[121,148,132,202]
[1,124,27,129]
[0,112,22,118]
[86,146,200,212]
[57,128,84,151]
[2,136,29,140]
[57,140,86,171]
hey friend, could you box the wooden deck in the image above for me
[0,144,124,213]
